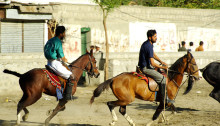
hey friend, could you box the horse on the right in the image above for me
[200,62,220,103]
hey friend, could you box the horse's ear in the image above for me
[90,48,93,57]
[187,50,192,60]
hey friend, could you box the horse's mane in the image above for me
[168,54,185,80]
[168,53,193,80]
[69,53,89,65]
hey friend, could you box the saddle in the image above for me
[135,66,167,92]
[43,65,67,90]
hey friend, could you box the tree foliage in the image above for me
[93,0,130,80]
[131,0,220,9]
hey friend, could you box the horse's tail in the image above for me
[199,67,207,73]
[3,69,22,77]
[90,78,113,104]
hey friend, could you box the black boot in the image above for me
[159,84,166,105]
[63,77,74,101]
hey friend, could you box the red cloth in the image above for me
[42,69,62,90]
[131,72,149,84]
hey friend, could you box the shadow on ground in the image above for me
[0,119,100,126]
[129,103,199,112]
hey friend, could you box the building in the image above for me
[0,0,52,53]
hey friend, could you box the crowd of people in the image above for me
[178,41,204,52]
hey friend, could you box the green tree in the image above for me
[94,0,130,80]
[133,0,220,9]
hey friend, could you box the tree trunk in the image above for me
[103,15,109,81]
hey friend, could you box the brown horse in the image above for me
[3,50,99,126]
[90,51,200,126]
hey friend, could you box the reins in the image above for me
[68,55,95,75]
[166,55,198,101]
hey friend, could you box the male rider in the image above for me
[44,26,74,101]
[138,29,168,104]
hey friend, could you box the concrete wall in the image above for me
[50,4,220,54]
[87,51,220,86]
[1,52,219,91]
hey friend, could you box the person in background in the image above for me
[94,44,104,70]
[94,44,102,54]
[195,41,204,51]
[90,45,95,51]
[188,41,194,51]
[178,41,187,51]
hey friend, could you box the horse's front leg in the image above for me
[158,103,177,123]
[45,99,67,126]
[146,102,164,126]
[165,103,177,121]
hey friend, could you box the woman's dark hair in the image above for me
[147,30,157,38]
[55,26,65,36]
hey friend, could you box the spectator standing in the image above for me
[188,42,194,51]
[90,45,95,51]
[195,41,204,51]
[178,41,187,51]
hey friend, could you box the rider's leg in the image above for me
[142,67,166,103]
[63,74,74,101]
[48,60,74,101]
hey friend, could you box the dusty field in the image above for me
[0,78,219,126]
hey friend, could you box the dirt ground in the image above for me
[0,78,219,126]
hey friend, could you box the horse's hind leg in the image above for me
[17,92,42,124]
[22,108,29,121]
[119,106,135,126]
[107,101,118,126]
[107,100,134,126]
[45,99,67,126]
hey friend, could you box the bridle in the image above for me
[69,54,96,77]
[185,55,199,77]
[166,55,199,102]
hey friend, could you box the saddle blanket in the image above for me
[42,69,63,100]
[131,72,149,84]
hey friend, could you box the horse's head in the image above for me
[184,51,200,80]
[183,51,200,94]
[85,49,100,78]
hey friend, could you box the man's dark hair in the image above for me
[55,26,65,36]
[189,42,193,46]
[147,30,157,38]
[181,41,186,46]
[199,41,204,45]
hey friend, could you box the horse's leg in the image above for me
[146,102,164,126]
[45,99,67,126]
[17,92,42,124]
[107,99,134,126]
[107,101,118,126]
[164,103,177,122]
[119,106,135,126]
[22,108,29,121]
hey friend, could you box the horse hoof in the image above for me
[109,122,116,126]
[131,123,135,126]
[45,122,49,126]
[158,117,165,123]
[22,115,28,121]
